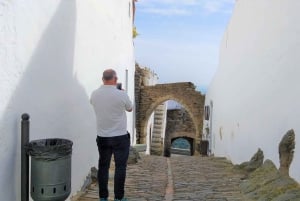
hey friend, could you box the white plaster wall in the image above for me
[0,1,135,200]
[146,116,153,154]
[205,0,300,182]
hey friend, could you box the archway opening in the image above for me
[144,99,198,156]
[171,137,192,156]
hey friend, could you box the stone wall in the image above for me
[164,109,196,156]
[166,109,196,135]
[237,130,300,200]
[135,64,155,137]
[136,81,205,153]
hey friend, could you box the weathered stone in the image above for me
[240,159,279,194]
[272,189,300,201]
[163,108,197,156]
[127,146,140,164]
[235,148,264,173]
[90,166,98,182]
[279,129,295,176]
[132,144,146,152]
[135,64,205,154]
[240,159,300,201]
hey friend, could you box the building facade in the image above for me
[0,1,135,200]
[205,0,300,182]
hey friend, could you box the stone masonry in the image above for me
[135,82,205,153]
[164,108,196,156]
[135,64,205,154]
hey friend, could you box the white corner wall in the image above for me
[205,0,300,182]
[0,1,135,200]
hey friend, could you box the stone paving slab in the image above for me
[125,155,168,201]
[74,155,250,201]
[170,155,248,201]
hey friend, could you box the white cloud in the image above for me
[137,0,235,15]
[203,0,235,14]
[138,0,199,6]
[137,0,199,16]
[140,8,190,16]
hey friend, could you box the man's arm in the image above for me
[124,94,133,112]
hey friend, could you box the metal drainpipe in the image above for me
[21,113,30,201]
[209,100,213,154]
[126,68,135,144]
[125,68,128,92]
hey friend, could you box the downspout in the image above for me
[209,100,213,154]
[125,69,128,92]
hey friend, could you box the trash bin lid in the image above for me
[26,138,73,161]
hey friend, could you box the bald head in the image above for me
[102,69,117,81]
[102,69,117,85]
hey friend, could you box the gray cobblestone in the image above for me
[75,155,251,201]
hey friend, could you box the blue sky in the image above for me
[134,0,235,93]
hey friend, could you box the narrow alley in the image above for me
[75,155,249,201]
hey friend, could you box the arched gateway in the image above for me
[135,82,205,154]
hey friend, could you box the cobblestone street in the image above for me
[75,154,250,201]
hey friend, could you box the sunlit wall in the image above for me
[0,1,135,200]
[205,0,300,182]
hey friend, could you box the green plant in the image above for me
[133,26,138,38]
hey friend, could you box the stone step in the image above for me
[150,150,162,155]
[154,114,164,118]
[154,110,164,114]
[151,139,162,144]
[155,105,165,110]
[153,125,162,130]
[154,120,163,125]
[152,131,161,136]
[153,126,163,130]
[170,148,191,155]
[151,144,162,149]
[155,108,164,112]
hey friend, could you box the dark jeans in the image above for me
[96,134,130,199]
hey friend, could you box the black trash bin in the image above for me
[200,140,209,156]
[26,138,73,201]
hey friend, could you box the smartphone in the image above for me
[116,83,122,90]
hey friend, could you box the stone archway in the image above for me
[135,82,205,153]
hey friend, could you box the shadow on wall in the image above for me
[0,1,96,200]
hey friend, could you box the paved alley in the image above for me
[75,154,248,201]
[75,155,249,201]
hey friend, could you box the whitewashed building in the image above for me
[205,0,300,182]
[0,1,135,200]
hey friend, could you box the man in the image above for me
[90,69,132,201]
